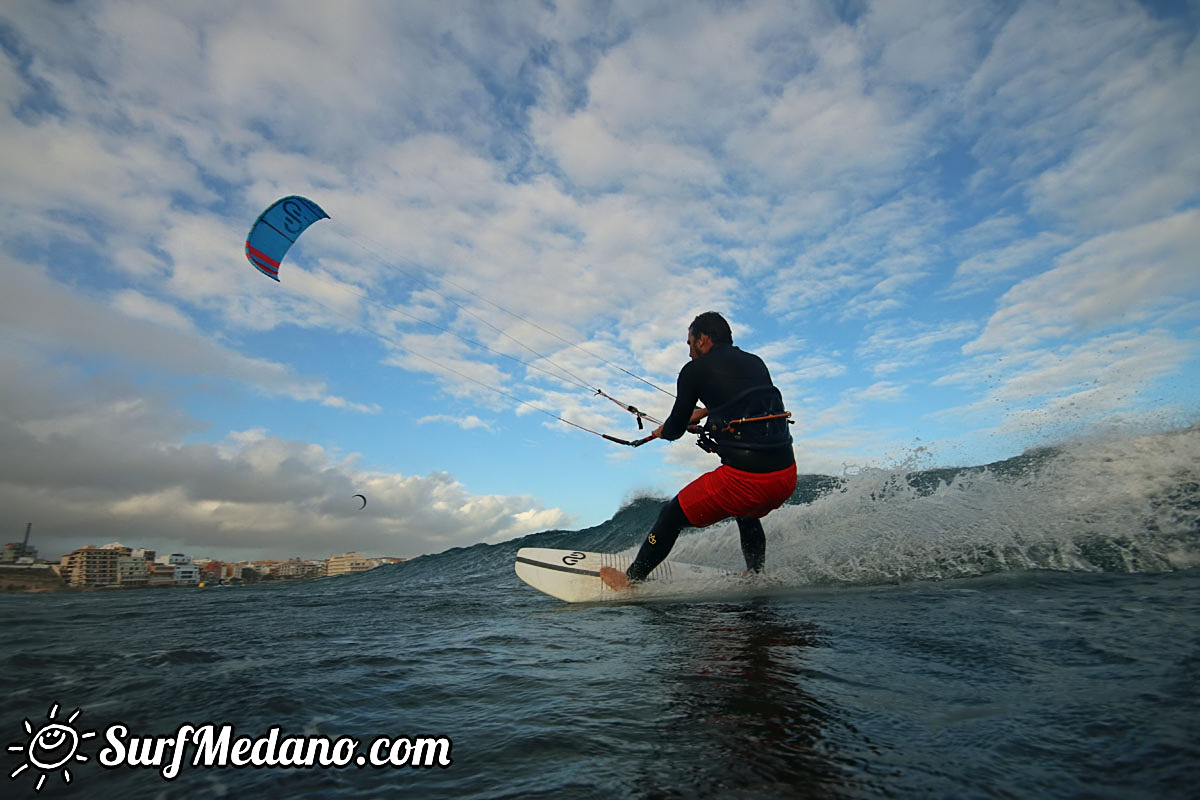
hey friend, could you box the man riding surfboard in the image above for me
[600,312,797,591]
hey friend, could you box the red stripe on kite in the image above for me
[245,243,281,270]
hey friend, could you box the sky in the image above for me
[1,0,1197,563]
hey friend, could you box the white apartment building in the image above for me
[326,552,374,576]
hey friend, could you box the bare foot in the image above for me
[599,566,632,591]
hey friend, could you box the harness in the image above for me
[688,385,793,454]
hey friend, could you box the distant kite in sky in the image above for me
[353,494,367,510]
[245,196,330,280]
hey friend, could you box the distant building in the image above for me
[58,547,119,587]
[148,563,176,587]
[2,542,38,564]
[228,561,256,581]
[116,555,150,587]
[103,543,146,585]
[2,544,37,563]
[173,564,200,586]
[326,552,373,576]
[176,565,199,585]
[160,553,200,586]
[198,561,230,585]
[275,558,324,580]
[3,523,38,564]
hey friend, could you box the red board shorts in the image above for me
[677,462,798,528]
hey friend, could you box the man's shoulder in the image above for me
[719,345,766,368]
[677,356,703,383]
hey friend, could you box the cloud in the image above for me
[0,254,370,410]
[764,193,947,322]
[859,319,978,377]
[0,353,569,560]
[961,1,1198,227]
[857,381,907,403]
[418,414,493,432]
[935,329,1194,444]
[967,210,1200,354]
[110,289,197,332]
[947,229,1071,298]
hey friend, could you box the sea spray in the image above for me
[659,425,1200,586]
[355,424,1199,595]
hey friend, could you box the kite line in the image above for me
[244,195,672,447]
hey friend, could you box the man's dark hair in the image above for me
[689,311,733,345]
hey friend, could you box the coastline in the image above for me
[0,564,332,594]
[0,564,69,593]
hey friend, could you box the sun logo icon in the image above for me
[7,704,96,792]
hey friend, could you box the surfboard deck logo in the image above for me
[514,547,728,603]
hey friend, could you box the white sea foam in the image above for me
[662,424,1200,585]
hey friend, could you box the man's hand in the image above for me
[654,407,708,439]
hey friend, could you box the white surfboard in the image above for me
[515,547,730,603]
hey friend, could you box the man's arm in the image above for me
[655,363,703,441]
[651,406,707,440]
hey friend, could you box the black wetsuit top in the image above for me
[659,343,794,473]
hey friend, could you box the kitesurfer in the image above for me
[600,312,797,591]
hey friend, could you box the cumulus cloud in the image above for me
[0,354,569,560]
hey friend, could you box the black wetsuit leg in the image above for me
[736,517,765,573]
[626,497,690,582]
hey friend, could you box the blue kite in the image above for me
[244,195,330,280]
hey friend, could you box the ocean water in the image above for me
[3,426,1198,798]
